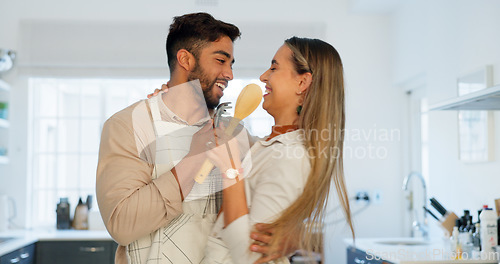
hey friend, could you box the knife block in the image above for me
[439,212,459,237]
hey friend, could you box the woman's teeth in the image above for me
[265,87,272,95]
[216,83,226,90]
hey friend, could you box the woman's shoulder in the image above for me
[250,130,310,181]
[263,130,308,156]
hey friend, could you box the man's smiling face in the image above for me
[188,36,235,109]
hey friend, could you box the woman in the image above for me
[204,36,354,264]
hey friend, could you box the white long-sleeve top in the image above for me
[203,129,311,264]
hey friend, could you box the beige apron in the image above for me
[127,94,218,264]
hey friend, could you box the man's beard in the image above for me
[188,63,220,110]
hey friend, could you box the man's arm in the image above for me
[250,223,299,264]
[96,114,183,245]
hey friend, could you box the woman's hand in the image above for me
[206,124,242,174]
[147,83,169,98]
[206,135,241,175]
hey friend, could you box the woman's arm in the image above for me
[222,176,248,227]
[206,136,248,227]
[215,143,309,263]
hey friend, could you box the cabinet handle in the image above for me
[354,257,366,264]
[20,253,30,259]
[79,246,105,253]
[9,257,20,264]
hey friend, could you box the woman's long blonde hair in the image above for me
[267,37,354,259]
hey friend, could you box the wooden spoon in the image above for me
[195,83,263,183]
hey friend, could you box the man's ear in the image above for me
[176,49,196,71]
[297,72,313,94]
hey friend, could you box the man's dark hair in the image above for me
[166,12,241,72]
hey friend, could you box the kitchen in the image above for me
[1,0,500,263]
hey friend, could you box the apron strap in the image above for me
[148,94,163,179]
[148,94,163,137]
[149,94,163,122]
[149,93,217,213]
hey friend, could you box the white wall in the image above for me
[391,0,500,236]
[0,0,401,263]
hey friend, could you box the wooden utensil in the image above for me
[195,83,263,183]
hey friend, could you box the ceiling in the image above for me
[349,0,401,14]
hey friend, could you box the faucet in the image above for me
[402,171,429,240]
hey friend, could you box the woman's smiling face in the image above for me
[259,44,303,122]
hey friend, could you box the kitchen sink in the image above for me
[0,237,15,244]
[375,239,431,246]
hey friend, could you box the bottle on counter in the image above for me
[451,220,461,259]
[86,194,93,210]
[457,214,474,258]
[465,215,474,232]
[479,207,498,255]
[472,223,481,259]
[461,210,470,230]
[72,198,89,230]
[56,197,71,230]
[460,215,475,256]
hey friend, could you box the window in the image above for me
[29,77,272,227]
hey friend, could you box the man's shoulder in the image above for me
[104,99,152,129]
[108,99,149,121]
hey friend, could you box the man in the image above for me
[96,12,284,264]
